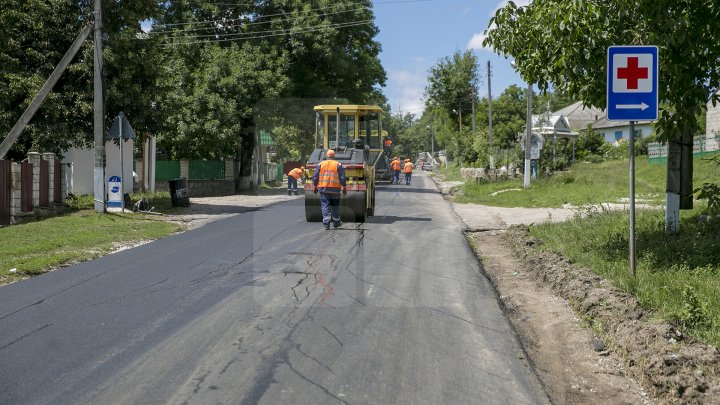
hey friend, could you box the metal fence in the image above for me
[648,136,720,164]
[189,160,225,180]
[155,160,181,180]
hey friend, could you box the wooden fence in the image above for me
[0,153,65,226]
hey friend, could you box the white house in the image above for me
[62,139,135,196]
[531,113,579,142]
[591,116,655,145]
[553,101,604,131]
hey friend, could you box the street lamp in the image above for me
[452,108,462,133]
[511,60,533,189]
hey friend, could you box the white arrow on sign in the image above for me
[616,102,649,111]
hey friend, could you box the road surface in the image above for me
[0,172,549,404]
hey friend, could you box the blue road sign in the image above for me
[607,46,658,121]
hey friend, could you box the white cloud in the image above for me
[467,32,490,51]
[467,0,532,52]
[490,0,532,17]
[387,68,427,115]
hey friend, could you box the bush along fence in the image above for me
[648,135,720,164]
[135,158,278,197]
[0,152,66,226]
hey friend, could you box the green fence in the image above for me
[156,160,181,180]
[189,160,225,180]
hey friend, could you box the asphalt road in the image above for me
[0,172,549,405]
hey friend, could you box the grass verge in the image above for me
[1,192,184,285]
[529,207,720,348]
[456,155,720,207]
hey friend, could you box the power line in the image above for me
[148,7,367,36]
[152,0,431,29]
[160,20,373,46]
[153,1,367,28]
[154,18,372,43]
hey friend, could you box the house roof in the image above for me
[530,113,579,139]
[552,101,605,130]
[591,115,654,130]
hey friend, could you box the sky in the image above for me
[372,0,531,116]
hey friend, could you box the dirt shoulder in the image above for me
[468,230,651,404]
[432,174,720,404]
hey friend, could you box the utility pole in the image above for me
[0,25,92,159]
[471,98,476,133]
[524,83,532,189]
[93,0,105,213]
[487,60,494,170]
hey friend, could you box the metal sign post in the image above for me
[607,45,659,278]
[108,112,135,213]
[629,120,636,277]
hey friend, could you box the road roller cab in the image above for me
[303,105,380,222]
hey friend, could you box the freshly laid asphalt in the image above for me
[0,172,549,405]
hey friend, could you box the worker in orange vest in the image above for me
[390,156,401,184]
[287,166,304,196]
[313,150,347,229]
[403,159,414,185]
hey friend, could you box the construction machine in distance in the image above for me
[303,105,385,222]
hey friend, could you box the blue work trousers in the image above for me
[405,172,412,185]
[320,192,341,226]
[392,170,401,184]
[288,177,298,195]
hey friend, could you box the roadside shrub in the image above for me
[602,139,629,160]
[677,284,711,330]
[576,127,605,157]
[584,154,604,163]
[695,183,720,215]
[549,156,568,171]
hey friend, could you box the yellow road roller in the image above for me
[303,105,382,222]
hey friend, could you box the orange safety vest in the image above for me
[391,160,401,171]
[288,168,303,180]
[403,162,413,173]
[317,160,342,190]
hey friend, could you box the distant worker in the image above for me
[390,156,401,185]
[287,166,305,196]
[403,159,413,185]
[313,150,347,230]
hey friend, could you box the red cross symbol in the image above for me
[617,57,648,90]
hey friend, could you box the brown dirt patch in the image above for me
[468,230,651,405]
[503,226,720,404]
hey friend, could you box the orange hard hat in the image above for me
[326,150,335,158]
[393,156,398,159]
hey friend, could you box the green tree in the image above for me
[484,0,720,210]
[0,0,161,159]
[152,0,386,187]
[425,50,481,123]
[424,50,481,163]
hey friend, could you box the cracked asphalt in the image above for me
[0,172,549,404]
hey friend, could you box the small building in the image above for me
[62,139,135,196]
[591,116,655,145]
[531,113,579,143]
[552,101,604,131]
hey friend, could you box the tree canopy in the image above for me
[483,0,720,141]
